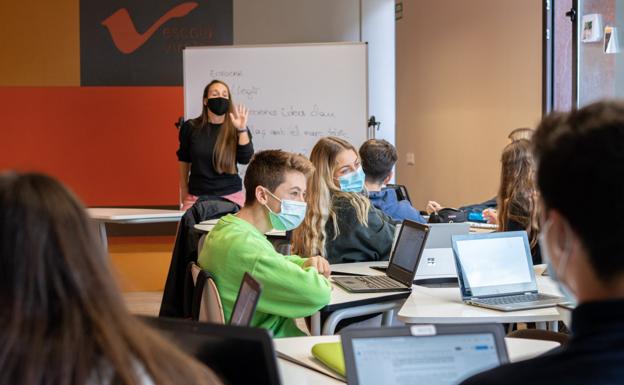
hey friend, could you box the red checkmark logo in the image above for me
[102,2,198,54]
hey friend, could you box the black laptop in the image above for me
[230,272,263,326]
[332,220,430,292]
[141,316,281,385]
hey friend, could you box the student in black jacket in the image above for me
[177,80,254,210]
[293,137,395,264]
[461,100,624,385]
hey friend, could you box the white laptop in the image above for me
[341,324,509,385]
[372,223,469,286]
[416,222,470,278]
[452,231,564,311]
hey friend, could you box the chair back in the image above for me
[188,262,225,323]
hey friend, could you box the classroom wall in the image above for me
[233,0,360,44]
[395,0,543,209]
[0,0,363,207]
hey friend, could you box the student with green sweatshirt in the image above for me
[199,149,332,337]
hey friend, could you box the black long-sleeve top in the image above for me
[177,121,254,197]
[324,195,396,264]
[461,299,624,385]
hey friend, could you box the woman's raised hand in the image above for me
[230,104,249,130]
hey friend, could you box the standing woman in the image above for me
[178,80,254,210]
[496,139,542,264]
[0,172,222,385]
[292,136,395,264]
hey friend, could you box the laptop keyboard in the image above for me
[476,293,557,305]
[354,276,404,289]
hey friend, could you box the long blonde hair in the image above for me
[497,139,540,249]
[292,137,370,258]
[191,80,239,174]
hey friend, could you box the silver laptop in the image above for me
[341,324,509,385]
[333,220,430,293]
[416,223,470,277]
[452,231,564,311]
[372,223,469,283]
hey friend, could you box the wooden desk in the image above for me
[275,335,560,385]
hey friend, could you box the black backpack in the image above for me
[428,208,468,223]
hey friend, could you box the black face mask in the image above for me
[207,97,230,116]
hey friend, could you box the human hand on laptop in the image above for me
[303,256,331,278]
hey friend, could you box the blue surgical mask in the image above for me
[538,219,577,306]
[263,188,307,231]
[338,167,365,193]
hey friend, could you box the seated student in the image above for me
[0,173,221,385]
[437,127,536,220]
[358,139,426,223]
[199,150,331,338]
[461,100,624,385]
[292,136,395,264]
[491,139,542,264]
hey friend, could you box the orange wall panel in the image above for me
[0,87,184,206]
[0,0,79,86]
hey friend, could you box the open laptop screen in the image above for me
[141,316,281,385]
[350,333,501,385]
[391,222,428,272]
[230,272,262,326]
[452,231,537,298]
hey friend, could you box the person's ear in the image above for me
[383,171,394,185]
[203,98,208,106]
[255,186,269,205]
[548,210,573,260]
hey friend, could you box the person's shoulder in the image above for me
[331,194,358,213]
[210,215,263,245]
[460,353,566,385]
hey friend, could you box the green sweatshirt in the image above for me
[198,214,331,337]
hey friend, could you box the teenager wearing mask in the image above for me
[0,173,222,385]
[177,80,254,210]
[199,150,331,338]
[292,136,395,264]
[462,101,624,385]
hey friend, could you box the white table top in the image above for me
[275,335,559,385]
[194,219,286,237]
[87,208,184,222]
[398,274,564,324]
[327,262,562,324]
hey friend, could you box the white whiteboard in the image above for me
[183,43,368,157]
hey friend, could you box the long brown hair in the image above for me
[292,137,370,258]
[0,172,221,385]
[497,139,540,249]
[191,80,239,174]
